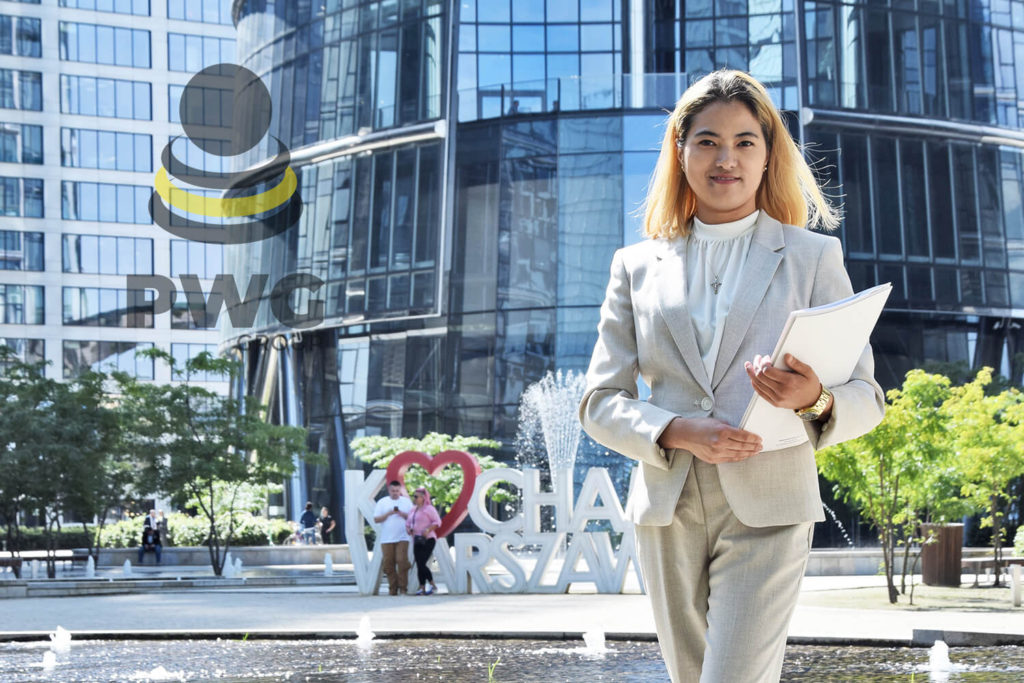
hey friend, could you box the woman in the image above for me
[405,486,441,595]
[156,510,171,547]
[579,70,885,682]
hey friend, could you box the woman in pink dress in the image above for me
[405,486,442,595]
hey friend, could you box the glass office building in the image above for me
[230,0,1024,526]
[0,0,234,389]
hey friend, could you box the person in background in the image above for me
[138,524,161,564]
[299,501,319,545]
[406,487,442,596]
[372,480,413,595]
[156,510,171,546]
[142,509,157,531]
[319,506,336,545]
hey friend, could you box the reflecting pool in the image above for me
[1,638,1022,681]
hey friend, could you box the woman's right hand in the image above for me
[657,417,762,464]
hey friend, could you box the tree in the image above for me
[817,370,962,603]
[118,350,312,576]
[944,368,1024,586]
[0,347,51,564]
[38,369,122,576]
[0,348,122,576]
[350,432,509,514]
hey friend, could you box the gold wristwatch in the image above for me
[795,385,832,422]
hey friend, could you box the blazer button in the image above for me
[700,396,713,411]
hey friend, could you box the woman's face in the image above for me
[413,493,423,507]
[678,99,768,224]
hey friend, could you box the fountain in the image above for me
[2,639,1023,680]
[925,639,957,682]
[49,626,71,654]
[821,503,855,547]
[84,556,95,579]
[41,650,56,671]
[516,369,588,503]
[355,615,375,648]
[324,553,334,576]
[223,552,235,578]
[581,629,608,655]
[122,559,132,578]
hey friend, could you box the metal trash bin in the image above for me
[921,523,963,587]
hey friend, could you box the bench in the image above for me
[961,557,1024,586]
[0,557,22,579]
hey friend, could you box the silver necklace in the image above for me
[711,272,722,295]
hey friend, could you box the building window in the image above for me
[170,239,222,279]
[61,181,150,224]
[0,176,42,217]
[0,15,41,57]
[59,0,150,16]
[0,283,43,324]
[167,33,235,72]
[0,123,41,163]
[171,342,225,381]
[62,234,152,274]
[60,128,152,172]
[167,0,230,24]
[60,75,151,120]
[0,229,42,270]
[170,291,218,330]
[62,340,153,379]
[62,286,154,327]
[0,337,43,367]
[58,21,151,68]
[0,69,41,111]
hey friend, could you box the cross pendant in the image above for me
[711,276,722,294]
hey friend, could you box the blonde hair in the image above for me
[642,70,840,239]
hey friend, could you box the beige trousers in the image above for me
[380,540,411,595]
[635,460,813,683]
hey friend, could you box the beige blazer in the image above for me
[579,213,885,528]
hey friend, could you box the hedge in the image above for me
[2,527,95,551]
[100,513,293,548]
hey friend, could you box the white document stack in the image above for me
[739,282,893,451]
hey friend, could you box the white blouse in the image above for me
[685,209,759,379]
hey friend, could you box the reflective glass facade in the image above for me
[232,0,1024,530]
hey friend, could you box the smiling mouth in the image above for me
[710,175,739,182]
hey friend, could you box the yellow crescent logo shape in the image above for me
[154,165,297,218]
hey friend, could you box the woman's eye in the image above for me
[698,139,715,146]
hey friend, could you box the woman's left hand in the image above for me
[744,353,824,410]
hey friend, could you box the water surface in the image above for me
[1,638,1021,681]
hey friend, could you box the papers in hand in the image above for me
[738,283,892,451]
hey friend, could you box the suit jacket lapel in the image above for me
[711,213,785,389]
[655,238,712,393]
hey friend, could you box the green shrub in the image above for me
[99,517,146,548]
[5,527,95,551]
[99,513,293,547]
[269,519,293,545]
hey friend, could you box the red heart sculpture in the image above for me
[385,450,482,538]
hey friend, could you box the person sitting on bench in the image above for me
[138,526,162,564]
